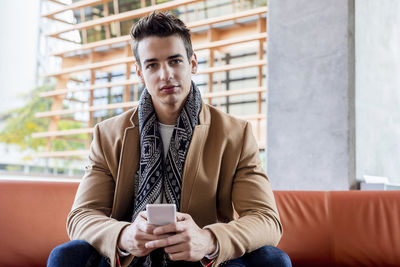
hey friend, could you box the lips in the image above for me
[160,85,178,94]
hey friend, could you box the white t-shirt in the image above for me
[153,122,175,204]
[158,122,175,160]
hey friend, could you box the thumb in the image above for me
[176,212,191,221]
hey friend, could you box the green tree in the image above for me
[0,83,86,156]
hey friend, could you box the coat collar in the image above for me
[129,106,139,127]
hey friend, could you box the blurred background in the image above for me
[0,0,399,190]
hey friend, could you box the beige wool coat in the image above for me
[67,102,282,267]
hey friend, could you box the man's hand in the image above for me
[144,212,218,261]
[118,211,160,257]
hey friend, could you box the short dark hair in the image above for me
[130,11,194,68]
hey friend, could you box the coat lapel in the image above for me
[180,104,210,213]
[111,111,140,220]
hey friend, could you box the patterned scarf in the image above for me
[129,81,202,267]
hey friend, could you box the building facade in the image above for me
[35,0,268,159]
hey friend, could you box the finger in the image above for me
[134,240,149,249]
[134,241,158,251]
[134,248,155,257]
[164,243,188,254]
[175,212,191,221]
[156,233,175,239]
[153,222,185,235]
[137,222,157,234]
[145,232,185,249]
[133,211,148,224]
[139,211,148,219]
[168,251,190,261]
[134,230,160,241]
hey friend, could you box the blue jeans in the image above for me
[48,240,291,267]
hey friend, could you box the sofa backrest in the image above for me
[1,180,399,266]
[275,191,400,266]
[0,179,79,267]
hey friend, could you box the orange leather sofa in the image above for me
[0,179,399,266]
[275,191,400,267]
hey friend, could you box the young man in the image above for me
[48,12,291,267]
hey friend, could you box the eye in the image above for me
[170,59,183,65]
[146,63,157,70]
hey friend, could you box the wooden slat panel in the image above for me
[241,114,266,120]
[46,3,266,42]
[32,128,94,138]
[47,0,67,6]
[33,150,90,158]
[32,139,265,158]
[53,36,131,58]
[45,56,135,76]
[37,3,268,157]
[35,87,265,120]
[48,33,266,80]
[50,17,74,25]
[33,136,265,158]
[39,79,140,98]
[53,35,81,44]
[46,0,201,38]
[197,59,266,75]
[32,115,266,138]
[187,6,267,28]
[43,0,113,18]
[195,32,266,50]
[201,87,265,98]
[41,60,265,98]
[32,108,266,138]
[35,101,138,118]
[32,115,266,157]
[53,31,266,58]
[45,57,264,77]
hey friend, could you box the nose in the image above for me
[160,64,173,81]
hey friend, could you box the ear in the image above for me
[135,63,145,83]
[190,53,198,74]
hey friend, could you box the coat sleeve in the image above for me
[66,124,133,267]
[204,122,283,266]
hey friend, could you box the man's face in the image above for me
[136,35,197,112]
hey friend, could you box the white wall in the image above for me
[0,0,41,114]
[356,0,400,184]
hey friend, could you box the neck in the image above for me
[154,104,182,125]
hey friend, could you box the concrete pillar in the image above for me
[266,0,356,190]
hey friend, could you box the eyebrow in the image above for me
[168,54,184,60]
[143,54,184,65]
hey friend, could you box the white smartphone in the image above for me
[146,203,177,226]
